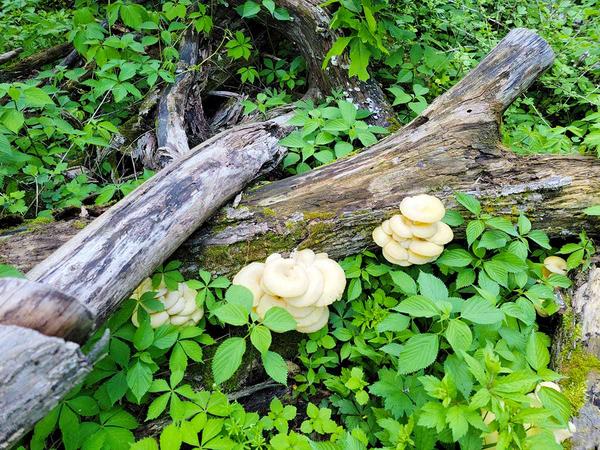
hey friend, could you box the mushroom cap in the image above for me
[166,297,186,315]
[262,257,309,298]
[389,215,413,239]
[409,239,444,257]
[384,240,409,261]
[409,221,438,239]
[232,262,265,306]
[381,220,392,235]
[286,265,325,307]
[162,291,180,309]
[150,311,170,328]
[400,194,445,223]
[313,258,346,307]
[315,252,328,260]
[292,249,316,266]
[296,307,329,333]
[179,296,197,316]
[266,253,283,264]
[179,283,197,301]
[382,247,412,266]
[372,226,392,247]
[407,250,436,265]
[543,256,568,275]
[285,302,319,319]
[256,294,288,320]
[170,314,191,326]
[190,309,204,324]
[428,221,454,245]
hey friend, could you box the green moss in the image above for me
[303,211,335,221]
[72,220,87,229]
[261,207,277,217]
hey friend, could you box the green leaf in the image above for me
[486,217,517,236]
[526,332,550,371]
[279,131,306,148]
[262,307,297,332]
[236,1,261,18]
[455,192,481,216]
[479,230,509,250]
[518,214,532,234]
[67,396,98,416]
[466,220,485,246]
[130,438,159,450]
[23,87,54,107]
[146,393,170,421]
[446,405,469,441]
[213,303,249,326]
[397,334,439,374]
[126,361,153,402]
[212,337,246,384]
[347,277,362,300]
[445,319,473,352]
[584,205,600,215]
[389,271,417,295]
[537,386,571,424]
[0,264,25,278]
[261,350,288,384]
[58,406,79,450]
[443,210,464,227]
[376,313,410,332]
[436,248,473,267]
[456,269,476,290]
[394,295,439,318]
[348,39,371,81]
[527,230,551,249]
[418,271,448,302]
[388,86,412,105]
[338,100,357,124]
[159,423,182,450]
[250,325,272,354]
[2,109,24,134]
[461,296,504,324]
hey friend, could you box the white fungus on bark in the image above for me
[372,194,453,266]
[232,249,346,333]
[131,277,204,328]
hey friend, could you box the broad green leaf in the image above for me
[455,192,481,216]
[537,386,571,424]
[418,271,448,302]
[250,325,272,354]
[348,39,371,81]
[486,217,518,236]
[126,361,153,402]
[445,319,472,352]
[262,307,296,332]
[225,284,253,311]
[394,295,439,318]
[461,296,504,324]
[159,423,182,450]
[526,332,550,371]
[236,1,261,18]
[262,350,288,384]
[213,303,248,326]
[527,230,551,249]
[397,334,439,374]
[146,393,170,421]
[466,220,485,246]
[2,109,24,133]
[389,270,417,295]
[436,248,473,267]
[584,205,600,215]
[23,87,54,107]
[212,337,246,385]
[376,313,410,332]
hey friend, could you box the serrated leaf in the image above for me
[436,248,473,267]
[397,334,439,374]
[395,295,439,317]
[527,230,551,249]
[389,270,417,294]
[461,296,504,324]
[455,192,481,215]
[445,319,472,352]
[213,303,249,326]
[376,313,410,332]
[466,220,485,246]
[212,337,246,385]
[262,307,296,332]
[486,217,518,236]
[418,271,448,302]
[262,351,287,384]
[250,325,272,354]
[526,331,550,371]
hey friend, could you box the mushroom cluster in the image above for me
[131,278,204,328]
[483,381,575,447]
[372,194,453,266]
[232,249,346,333]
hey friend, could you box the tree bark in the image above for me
[0,43,72,81]
[0,48,22,65]
[0,326,108,449]
[551,266,600,449]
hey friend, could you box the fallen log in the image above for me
[174,29,600,275]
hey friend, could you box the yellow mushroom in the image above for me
[286,265,324,307]
[232,261,265,306]
[313,257,346,307]
[389,214,413,239]
[407,250,436,265]
[372,226,393,247]
[409,239,444,257]
[381,219,392,235]
[261,257,309,298]
[400,194,445,224]
[409,220,438,239]
[428,221,454,245]
[543,256,568,276]
[382,244,411,266]
[292,249,316,266]
[296,307,329,333]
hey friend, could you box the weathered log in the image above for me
[0,326,108,449]
[0,48,22,65]
[172,29,600,275]
[0,43,72,81]
[552,266,600,449]
[26,114,293,324]
[0,277,94,343]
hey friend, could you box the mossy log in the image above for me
[552,265,600,449]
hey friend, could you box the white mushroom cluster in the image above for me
[232,249,346,333]
[131,278,204,328]
[372,194,453,266]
